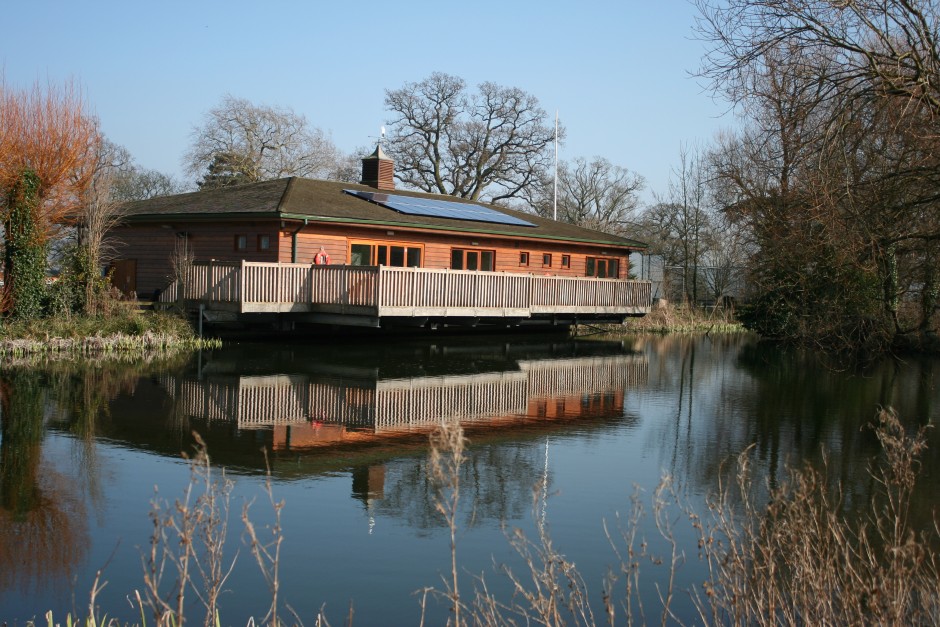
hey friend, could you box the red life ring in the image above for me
[313,249,331,265]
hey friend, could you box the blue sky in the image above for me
[3,0,731,202]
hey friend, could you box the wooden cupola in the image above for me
[360,145,395,190]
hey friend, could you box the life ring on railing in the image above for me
[313,248,331,265]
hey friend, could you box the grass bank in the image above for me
[578,303,746,335]
[0,308,219,357]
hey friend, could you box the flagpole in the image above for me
[553,110,558,221]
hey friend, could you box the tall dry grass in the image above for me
[420,408,939,626]
[692,408,939,626]
[36,408,938,626]
[579,303,744,336]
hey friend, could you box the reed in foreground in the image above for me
[422,408,939,626]
[693,408,939,625]
[34,408,938,626]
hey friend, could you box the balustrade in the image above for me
[159,261,652,316]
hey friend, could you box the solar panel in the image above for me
[343,189,536,227]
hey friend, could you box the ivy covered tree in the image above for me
[0,79,99,319]
[195,152,252,190]
[4,171,46,319]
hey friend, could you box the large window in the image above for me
[585,256,619,278]
[349,241,422,267]
[451,248,495,271]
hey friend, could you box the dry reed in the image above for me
[34,408,938,626]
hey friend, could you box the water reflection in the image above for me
[2,335,939,624]
[0,369,86,596]
[157,342,649,531]
[634,334,940,523]
[160,353,646,446]
[0,356,189,598]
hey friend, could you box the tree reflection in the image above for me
[0,368,87,595]
[364,441,546,532]
[640,334,940,528]
[0,354,192,597]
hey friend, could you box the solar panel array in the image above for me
[344,189,537,227]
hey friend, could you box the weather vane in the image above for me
[368,126,387,150]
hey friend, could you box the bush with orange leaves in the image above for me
[0,78,100,317]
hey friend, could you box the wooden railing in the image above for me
[159,261,652,317]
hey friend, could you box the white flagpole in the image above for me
[553,110,558,221]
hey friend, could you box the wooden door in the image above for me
[110,259,137,297]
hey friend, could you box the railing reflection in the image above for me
[163,354,648,448]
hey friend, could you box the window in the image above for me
[348,240,423,267]
[561,254,570,268]
[586,256,620,278]
[235,234,248,251]
[542,253,552,268]
[519,252,529,266]
[452,248,495,271]
[257,235,271,251]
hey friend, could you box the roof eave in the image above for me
[280,213,647,250]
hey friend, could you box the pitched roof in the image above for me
[119,177,647,250]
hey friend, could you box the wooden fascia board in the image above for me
[118,212,281,223]
[279,213,648,251]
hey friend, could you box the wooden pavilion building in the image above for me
[106,148,651,330]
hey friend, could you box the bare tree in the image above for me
[76,167,122,314]
[185,95,339,189]
[700,210,751,304]
[112,166,186,201]
[328,145,372,184]
[169,235,194,311]
[695,0,940,119]
[384,72,561,203]
[531,157,645,235]
[643,146,713,304]
[696,0,940,349]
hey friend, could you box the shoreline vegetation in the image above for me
[0,302,745,357]
[0,308,220,357]
[31,409,939,626]
[579,303,745,336]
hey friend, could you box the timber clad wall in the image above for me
[109,222,280,296]
[110,219,630,297]
[286,223,630,279]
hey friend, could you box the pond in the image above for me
[1,333,938,624]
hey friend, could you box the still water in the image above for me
[1,333,938,624]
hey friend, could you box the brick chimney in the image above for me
[360,145,395,190]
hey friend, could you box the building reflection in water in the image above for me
[161,353,648,448]
[160,346,649,528]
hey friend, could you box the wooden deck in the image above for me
[158,261,652,327]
